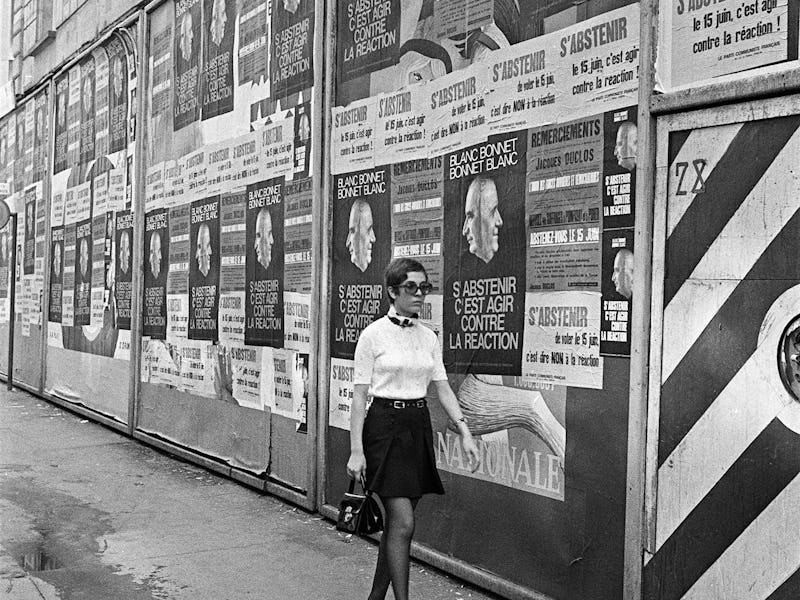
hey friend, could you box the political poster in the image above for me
[330,166,392,359]
[188,196,221,340]
[336,0,400,82]
[92,47,109,159]
[79,56,96,166]
[389,156,444,288]
[202,0,236,119]
[521,291,603,388]
[245,178,284,347]
[144,209,170,338]
[167,203,190,341]
[106,36,129,154]
[283,177,313,294]
[662,0,790,89]
[33,92,49,183]
[270,0,315,99]
[526,116,604,293]
[23,187,36,275]
[49,227,64,323]
[115,210,134,330]
[73,218,93,326]
[293,102,312,177]
[237,0,269,85]
[218,191,246,345]
[435,375,566,500]
[442,132,527,374]
[174,0,203,131]
[601,107,637,230]
[600,226,633,356]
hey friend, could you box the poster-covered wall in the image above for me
[327,2,638,597]
[0,89,50,390]
[44,30,138,422]
[138,0,316,477]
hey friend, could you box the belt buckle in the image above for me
[414,400,425,408]
[392,400,405,409]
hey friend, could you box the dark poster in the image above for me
[79,57,96,166]
[442,132,527,375]
[0,227,9,298]
[23,187,36,275]
[244,178,284,347]
[49,227,64,323]
[14,109,25,185]
[144,209,170,339]
[74,218,93,326]
[33,92,48,183]
[115,210,134,330]
[600,227,633,357]
[201,0,235,119]
[330,166,392,360]
[336,0,400,82]
[602,107,637,231]
[106,37,129,154]
[293,102,311,178]
[174,0,203,131]
[237,0,269,85]
[54,74,70,174]
[188,196,220,340]
[270,0,315,99]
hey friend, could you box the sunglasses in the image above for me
[395,281,434,295]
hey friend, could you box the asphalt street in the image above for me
[0,387,501,600]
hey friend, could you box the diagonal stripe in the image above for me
[666,129,691,170]
[766,567,800,600]
[643,419,800,600]
[655,347,791,549]
[658,208,800,466]
[666,123,743,237]
[682,474,800,600]
[663,114,800,306]
[662,125,800,382]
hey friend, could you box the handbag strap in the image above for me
[347,478,369,495]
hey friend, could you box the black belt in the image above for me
[373,397,427,409]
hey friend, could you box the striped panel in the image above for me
[663,115,800,305]
[646,114,800,600]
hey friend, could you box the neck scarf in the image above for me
[387,305,418,328]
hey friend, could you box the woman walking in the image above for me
[347,257,480,600]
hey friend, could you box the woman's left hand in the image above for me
[461,433,481,473]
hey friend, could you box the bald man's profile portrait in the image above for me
[196,223,213,277]
[462,176,503,264]
[210,0,227,45]
[119,230,131,275]
[614,122,637,171]
[612,248,634,299]
[79,238,90,279]
[149,231,162,279]
[345,199,375,273]
[179,11,195,62]
[283,0,301,13]
[52,242,62,277]
[254,207,274,270]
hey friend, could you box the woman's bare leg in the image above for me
[367,497,418,600]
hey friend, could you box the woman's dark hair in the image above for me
[384,257,427,303]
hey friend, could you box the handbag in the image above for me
[336,479,383,535]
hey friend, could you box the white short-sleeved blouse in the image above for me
[353,316,447,399]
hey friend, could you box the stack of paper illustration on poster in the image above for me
[327,4,640,499]
[139,0,313,428]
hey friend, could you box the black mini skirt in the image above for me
[362,398,444,498]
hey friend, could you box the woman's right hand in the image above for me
[346,451,367,484]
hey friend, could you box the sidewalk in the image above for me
[0,388,501,600]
